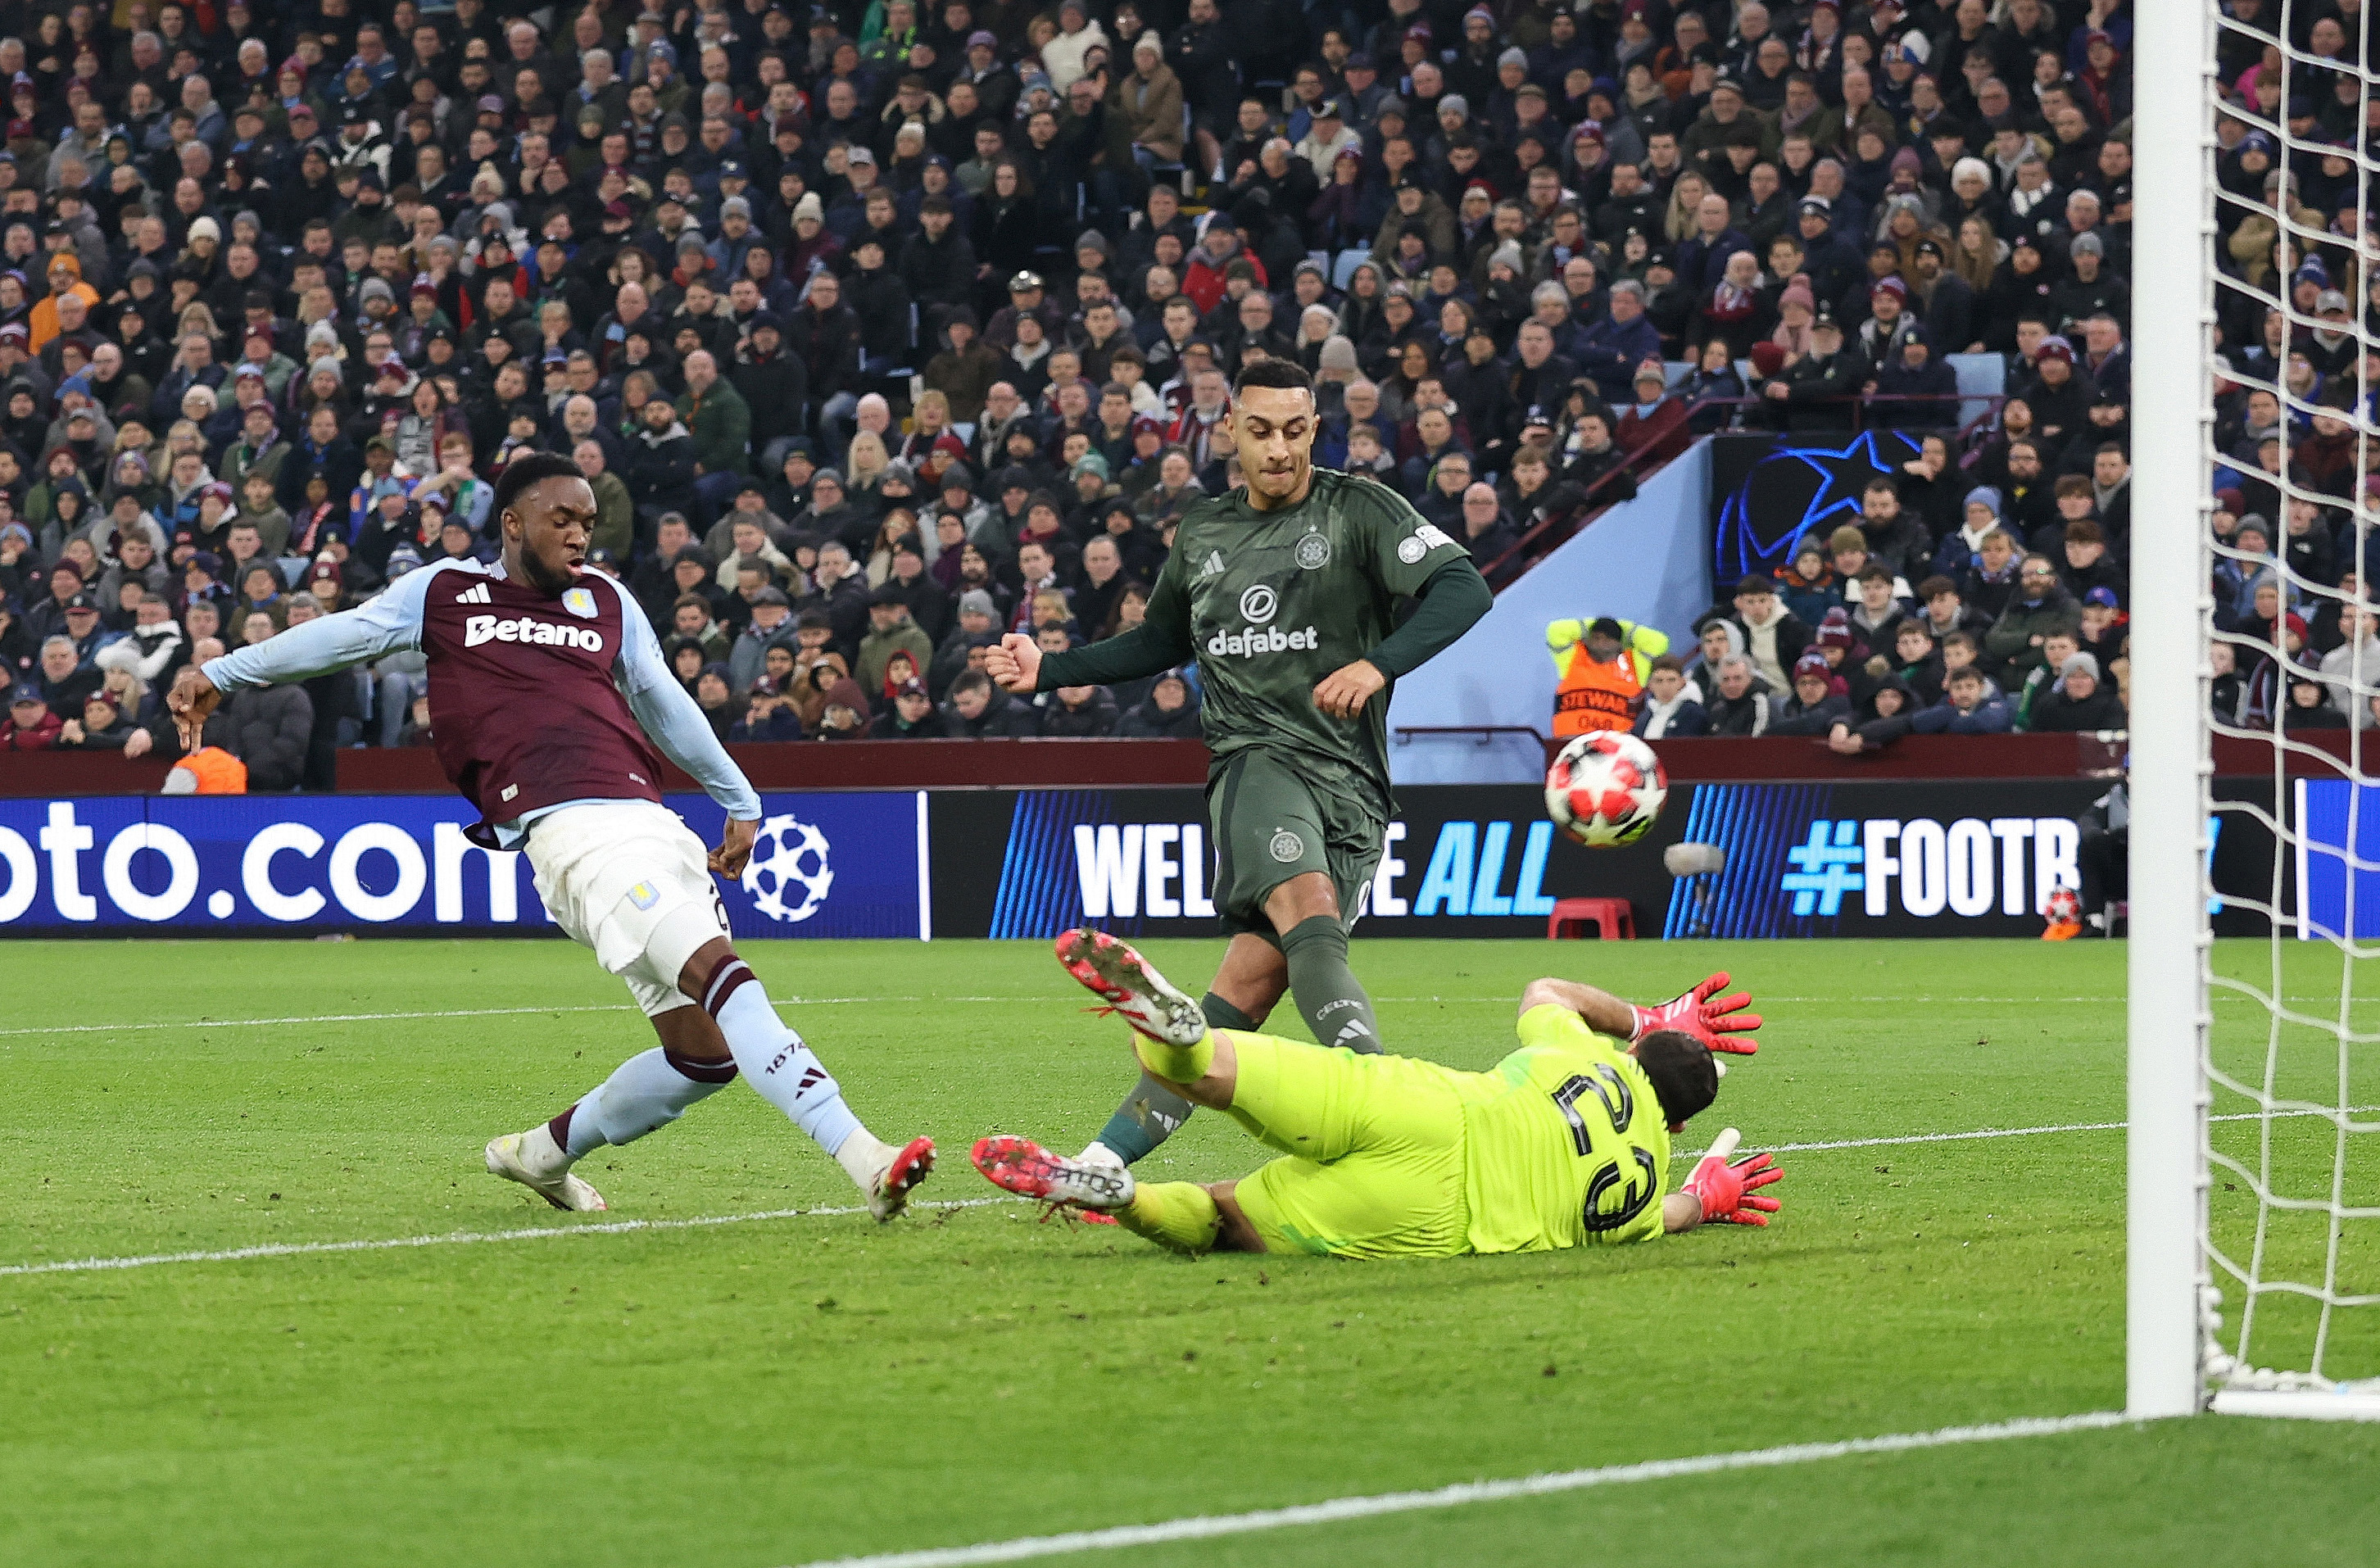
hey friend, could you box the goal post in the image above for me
[2128,0,2380,1422]
[2126,0,2215,1424]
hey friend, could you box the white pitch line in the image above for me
[1678,1103,2378,1160]
[1,989,2365,1040]
[0,1003,639,1037]
[782,1410,2135,1568]
[10,1107,2372,1280]
[0,1198,1018,1279]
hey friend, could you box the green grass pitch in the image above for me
[2,936,2375,1566]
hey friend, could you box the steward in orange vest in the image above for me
[1546,615,1668,738]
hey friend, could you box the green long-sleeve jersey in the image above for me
[1037,468,1490,816]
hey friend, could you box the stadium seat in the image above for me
[1547,897,1634,940]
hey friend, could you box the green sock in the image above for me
[1282,915,1380,1053]
[1200,992,1259,1031]
[1092,994,1260,1165]
[1117,1180,1222,1255]
[1092,1073,1193,1164]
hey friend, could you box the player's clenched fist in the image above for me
[1312,658,1386,718]
[986,632,1041,694]
[710,814,759,881]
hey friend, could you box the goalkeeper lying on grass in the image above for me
[972,931,1783,1258]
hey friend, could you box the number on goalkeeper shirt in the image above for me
[1550,1069,1656,1233]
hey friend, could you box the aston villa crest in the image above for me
[562,587,598,619]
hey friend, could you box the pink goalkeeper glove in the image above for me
[1629,971,1762,1055]
[1682,1132,1784,1227]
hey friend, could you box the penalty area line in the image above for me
[782,1410,2135,1568]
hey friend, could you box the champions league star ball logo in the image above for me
[1711,431,1926,583]
[746,813,834,923]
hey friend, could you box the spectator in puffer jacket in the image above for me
[2025,653,2128,732]
[1116,668,1204,737]
[942,668,1040,736]
[1913,664,2014,733]
[202,616,313,788]
[1826,673,1918,755]
[1769,650,1853,736]
[1703,655,1773,736]
[1632,656,1707,738]
[1036,681,1119,736]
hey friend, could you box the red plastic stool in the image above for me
[1548,897,1635,940]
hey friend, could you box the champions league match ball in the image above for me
[1544,732,1669,849]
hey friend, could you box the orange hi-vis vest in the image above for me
[175,745,250,794]
[1553,646,1643,738]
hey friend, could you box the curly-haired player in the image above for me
[169,452,932,1219]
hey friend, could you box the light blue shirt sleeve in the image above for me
[202,562,453,691]
[605,574,764,822]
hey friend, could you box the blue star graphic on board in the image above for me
[1715,431,1922,584]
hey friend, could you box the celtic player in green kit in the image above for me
[985,359,1494,1176]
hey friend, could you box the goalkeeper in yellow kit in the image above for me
[972,931,1783,1256]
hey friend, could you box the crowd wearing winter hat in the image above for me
[1206,0,2151,753]
[0,0,2168,766]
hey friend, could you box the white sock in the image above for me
[832,1129,896,1193]
[517,1123,572,1176]
[700,957,865,1158]
[1078,1141,1127,1170]
[561,1047,736,1158]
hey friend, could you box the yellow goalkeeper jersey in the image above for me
[1454,1004,1672,1253]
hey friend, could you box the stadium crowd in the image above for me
[0,0,2188,777]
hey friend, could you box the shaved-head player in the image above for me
[170,452,935,1218]
[985,358,1494,1181]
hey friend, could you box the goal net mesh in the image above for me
[2203,0,2380,1398]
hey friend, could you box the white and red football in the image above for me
[1545,732,1669,849]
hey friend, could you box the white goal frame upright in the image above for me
[2125,0,2211,1425]
[2130,3,2380,1423]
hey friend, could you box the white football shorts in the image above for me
[526,800,731,1017]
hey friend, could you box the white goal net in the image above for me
[2133,1,2380,1419]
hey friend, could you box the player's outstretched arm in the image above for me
[1517,976,1639,1036]
[1013,578,1199,694]
[1629,972,1762,1055]
[1669,1128,1783,1232]
[179,567,442,750]
[1519,972,1761,1055]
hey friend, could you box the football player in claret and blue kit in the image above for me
[169,452,933,1218]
